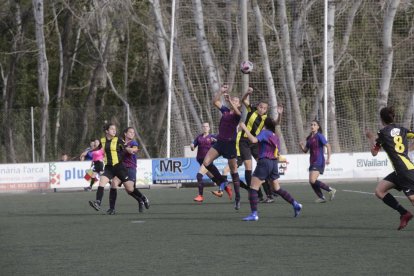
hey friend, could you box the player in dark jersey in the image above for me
[236,87,283,203]
[195,84,242,210]
[88,123,147,215]
[191,122,220,202]
[109,127,150,213]
[239,118,302,221]
[299,120,336,203]
[366,106,414,230]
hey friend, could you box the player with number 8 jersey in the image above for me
[366,106,414,230]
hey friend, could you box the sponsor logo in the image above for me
[356,159,388,167]
[390,128,400,137]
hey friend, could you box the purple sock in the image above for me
[231,173,240,201]
[275,188,294,204]
[248,189,259,212]
[315,180,331,192]
[310,182,324,198]
[197,173,204,195]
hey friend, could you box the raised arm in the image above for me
[213,84,228,109]
[241,87,253,108]
[239,122,258,143]
[225,94,241,116]
[275,104,284,125]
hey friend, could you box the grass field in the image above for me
[1,181,414,275]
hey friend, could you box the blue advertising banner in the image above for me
[152,157,246,184]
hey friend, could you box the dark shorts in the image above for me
[92,161,104,174]
[384,170,414,196]
[196,158,205,166]
[212,140,237,160]
[253,158,280,181]
[238,138,259,161]
[127,167,137,182]
[309,165,325,175]
[102,164,129,183]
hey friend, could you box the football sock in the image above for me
[231,173,241,201]
[245,170,252,187]
[206,164,226,183]
[239,180,249,190]
[275,188,294,204]
[89,178,95,188]
[315,180,331,191]
[310,182,324,198]
[96,186,104,203]
[133,188,144,200]
[197,173,204,195]
[382,193,408,215]
[248,188,259,212]
[109,188,117,209]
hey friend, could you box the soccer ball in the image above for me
[240,61,253,74]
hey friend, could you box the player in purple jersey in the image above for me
[106,127,149,214]
[366,107,414,230]
[195,84,242,210]
[191,122,220,202]
[239,118,302,221]
[299,120,336,203]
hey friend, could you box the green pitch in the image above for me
[1,182,413,275]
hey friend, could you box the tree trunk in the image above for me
[150,0,187,156]
[326,0,341,152]
[33,0,50,161]
[378,0,400,120]
[252,0,287,153]
[277,0,305,145]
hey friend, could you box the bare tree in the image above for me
[378,0,400,119]
[277,0,305,145]
[33,0,50,161]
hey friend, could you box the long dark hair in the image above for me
[306,120,323,140]
[264,117,276,133]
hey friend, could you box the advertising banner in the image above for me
[152,157,246,184]
[0,163,49,190]
[352,152,393,178]
[50,161,93,189]
[136,159,153,185]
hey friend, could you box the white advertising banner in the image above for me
[136,159,153,186]
[352,152,393,178]
[49,161,93,189]
[0,163,49,190]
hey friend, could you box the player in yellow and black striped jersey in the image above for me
[366,106,414,230]
[88,123,148,215]
[235,86,283,202]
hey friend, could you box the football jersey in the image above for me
[306,132,328,167]
[375,124,414,173]
[217,106,241,142]
[256,129,280,160]
[193,134,216,159]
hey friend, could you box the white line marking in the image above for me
[131,220,145,224]
[342,189,405,198]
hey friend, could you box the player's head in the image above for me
[256,101,268,116]
[103,123,117,137]
[230,96,241,109]
[380,106,395,125]
[123,127,136,140]
[310,120,322,134]
[201,122,210,134]
[264,117,276,133]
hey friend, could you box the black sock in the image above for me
[96,186,104,203]
[262,181,271,197]
[382,193,408,216]
[90,178,95,188]
[240,180,249,190]
[245,170,252,187]
[109,188,117,209]
[133,188,143,200]
[206,164,226,183]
